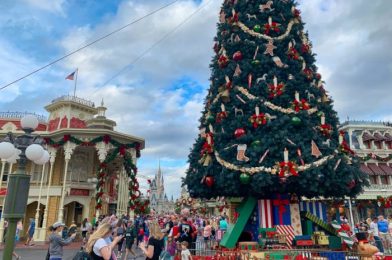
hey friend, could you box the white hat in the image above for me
[52,222,65,229]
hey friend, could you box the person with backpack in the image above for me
[139,221,165,260]
[124,220,137,260]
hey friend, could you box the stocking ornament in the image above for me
[237,144,250,162]
[272,56,288,68]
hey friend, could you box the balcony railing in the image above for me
[51,95,95,108]
[365,184,392,191]
[0,111,47,123]
[340,120,392,127]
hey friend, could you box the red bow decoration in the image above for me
[278,161,298,178]
[216,111,228,123]
[301,44,310,53]
[319,124,333,137]
[268,82,284,98]
[293,8,301,18]
[339,131,355,155]
[288,47,300,60]
[63,134,71,142]
[264,22,280,35]
[119,145,127,156]
[272,195,289,225]
[303,68,313,80]
[103,135,111,144]
[249,113,268,128]
[218,54,229,68]
[292,98,310,112]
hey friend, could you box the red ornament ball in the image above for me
[347,180,356,189]
[234,128,246,138]
[205,176,214,188]
[233,51,243,61]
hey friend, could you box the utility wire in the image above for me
[99,0,214,88]
[0,0,180,92]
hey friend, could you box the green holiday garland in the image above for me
[44,134,142,210]
[359,153,392,162]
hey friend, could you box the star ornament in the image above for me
[264,40,277,56]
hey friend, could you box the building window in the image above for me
[30,164,49,184]
[375,141,382,149]
[381,176,389,185]
[66,149,91,183]
[370,176,378,185]
[364,141,371,149]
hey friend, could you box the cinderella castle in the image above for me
[149,162,175,214]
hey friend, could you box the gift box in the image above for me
[296,240,314,246]
[276,225,295,249]
[259,227,276,238]
[300,201,327,221]
[272,194,291,225]
[290,203,302,235]
[238,241,258,251]
[258,199,273,228]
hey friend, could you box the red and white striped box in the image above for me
[276,225,295,249]
[258,199,273,228]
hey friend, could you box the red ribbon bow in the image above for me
[292,98,310,112]
[264,22,280,35]
[279,161,298,177]
[272,195,289,225]
[288,47,299,60]
[268,83,284,98]
[319,124,333,136]
[250,113,267,128]
[216,111,228,123]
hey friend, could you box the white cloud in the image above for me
[1,0,392,198]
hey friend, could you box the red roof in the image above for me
[385,133,392,142]
[368,163,387,175]
[362,132,374,142]
[374,133,385,141]
[379,164,392,175]
[360,164,374,175]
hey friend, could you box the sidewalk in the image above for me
[0,241,84,250]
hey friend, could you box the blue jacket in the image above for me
[378,220,389,233]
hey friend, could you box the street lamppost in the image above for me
[0,114,49,260]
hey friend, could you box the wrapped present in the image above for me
[300,201,327,221]
[238,241,258,251]
[259,227,276,238]
[272,194,291,225]
[296,240,313,246]
[290,203,302,235]
[258,199,273,228]
[276,225,295,249]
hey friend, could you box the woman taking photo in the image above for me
[139,221,165,260]
[86,223,123,260]
[48,222,76,260]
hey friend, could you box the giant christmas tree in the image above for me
[184,0,368,199]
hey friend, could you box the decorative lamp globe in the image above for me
[21,114,39,130]
[6,149,21,164]
[25,144,44,161]
[34,150,49,165]
[0,142,16,159]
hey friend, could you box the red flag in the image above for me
[65,71,76,80]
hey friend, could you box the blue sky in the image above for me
[0,0,391,198]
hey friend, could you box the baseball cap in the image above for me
[52,222,65,229]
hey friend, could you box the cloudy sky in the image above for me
[0,0,391,199]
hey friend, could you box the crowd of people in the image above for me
[352,215,392,253]
[43,212,230,260]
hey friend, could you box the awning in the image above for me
[360,164,374,175]
[385,133,392,142]
[374,133,385,141]
[379,164,392,175]
[362,132,374,142]
[368,163,387,175]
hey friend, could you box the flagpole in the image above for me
[73,68,78,97]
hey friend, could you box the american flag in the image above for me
[65,70,76,80]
